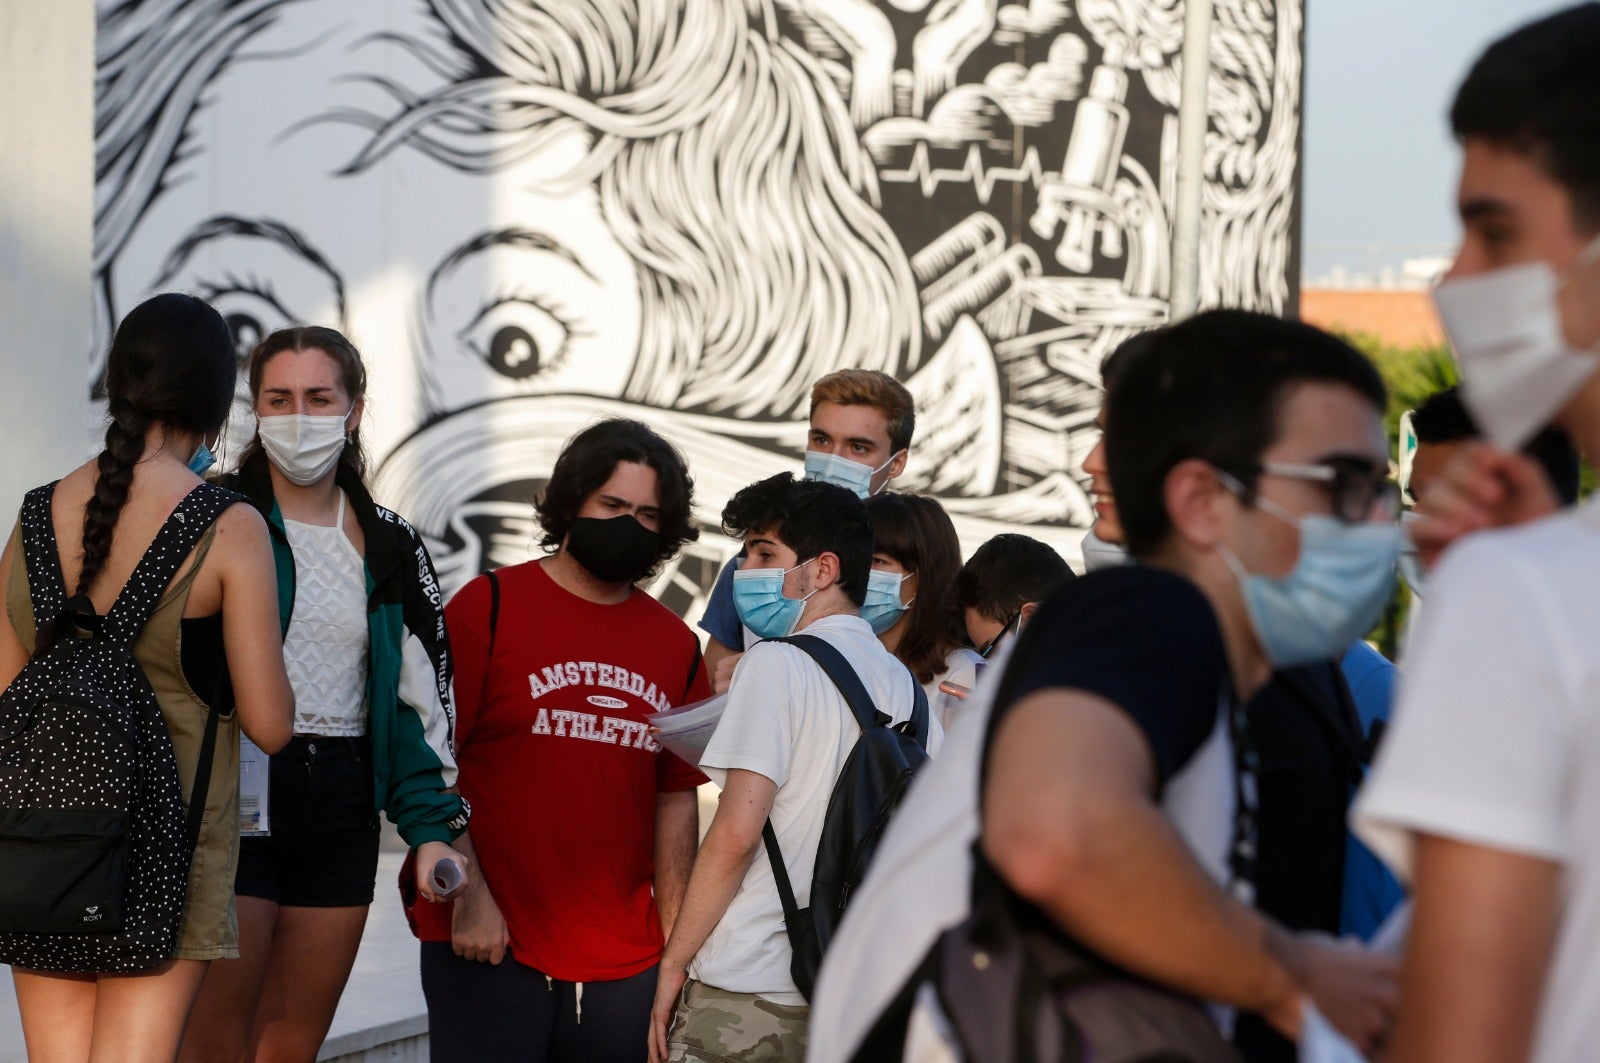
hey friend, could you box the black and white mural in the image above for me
[94,0,1303,611]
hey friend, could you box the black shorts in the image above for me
[235,734,381,908]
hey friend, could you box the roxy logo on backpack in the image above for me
[0,482,238,972]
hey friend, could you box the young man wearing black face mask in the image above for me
[410,419,710,1063]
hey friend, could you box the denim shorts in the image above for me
[235,734,381,908]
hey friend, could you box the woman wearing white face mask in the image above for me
[181,327,471,1063]
[861,492,984,728]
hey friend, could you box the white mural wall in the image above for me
[94,0,1303,614]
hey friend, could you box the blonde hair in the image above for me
[809,370,916,452]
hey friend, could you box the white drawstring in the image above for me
[575,982,584,1024]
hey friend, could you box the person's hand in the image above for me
[712,652,743,695]
[412,845,467,902]
[648,962,689,1063]
[1279,933,1400,1056]
[1411,442,1560,569]
[450,875,510,965]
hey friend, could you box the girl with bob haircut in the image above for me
[862,491,984,726]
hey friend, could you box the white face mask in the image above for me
[257,410,352,486]
[1433,236,1600,450]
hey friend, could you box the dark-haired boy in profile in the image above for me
[956,532,1075,659]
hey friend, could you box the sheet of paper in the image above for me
[1370,899,1412,956]
[646,693,728,768]
[239,735,271,836]
[1301,1000,1368,1063]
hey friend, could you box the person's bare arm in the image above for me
[984,691,1396,1046]
[649,769,775,1063]
[654,789,701,938]
[703,636,739,691]
[1384,834,1560,1063]
[216,505,293,753]
[448,828,510,964]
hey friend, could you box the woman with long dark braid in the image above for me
[0,293,293,1061]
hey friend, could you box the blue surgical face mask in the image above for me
[803,449,902,498]
[732,558,818,639]
[187,439,217,476]
[861,569,912,635]
[1218,479,1401,667]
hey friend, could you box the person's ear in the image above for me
[346,396,366,438]
[813,551,842,591]
[1018,600,1039,628]
[1164,458,1234,549]
[884,448,908,480]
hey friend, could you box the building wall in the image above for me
[0,2,94,516]
[1301,289,1446,349]
[89,0,1305,604]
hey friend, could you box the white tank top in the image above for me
[282,492,369,736]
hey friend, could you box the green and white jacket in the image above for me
[223,458,469,847]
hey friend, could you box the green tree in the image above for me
[1341,333,1457,659]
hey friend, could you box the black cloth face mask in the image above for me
[565,514,661,584]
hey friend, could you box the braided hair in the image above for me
[79,293,235,597]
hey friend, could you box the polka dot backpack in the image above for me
[0,481,240,972]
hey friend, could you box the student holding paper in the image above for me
[415,419,709,1063]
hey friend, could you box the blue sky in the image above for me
[1301,0,1570,280]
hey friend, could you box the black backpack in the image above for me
[0,482,238,971]
[760,633,931,1000]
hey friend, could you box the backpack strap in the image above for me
[758,632,933,973]
[762,820,806,945]
[479,568,501,708]
[186,672,227,856]
[776,633,931,748]
[17,483,69,630]
[99,484,244,648]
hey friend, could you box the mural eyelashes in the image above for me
[93,0,1302,612]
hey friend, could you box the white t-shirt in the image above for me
[925,645,987,730]
[1355,500,1600,1063]
[693,613,943,1004]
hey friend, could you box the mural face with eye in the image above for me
[105,0,643,464]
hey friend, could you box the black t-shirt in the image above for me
[984,564,1231,796]
[1234,664,1364,1063]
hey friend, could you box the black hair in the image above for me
[535,419,699,573]
[721,473,872,606]
[239,326,370,483]
[863,492,966,683]
[82,292,235,596]
[1451,3,1600,231]
[1411,386,1582,505]
[1409,386,1478,444]
[1105,309,1387,558]
[956,533,1074,624]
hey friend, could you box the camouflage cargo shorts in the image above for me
[666,978,810,1062]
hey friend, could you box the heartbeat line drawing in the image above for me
[878,142,1050,203]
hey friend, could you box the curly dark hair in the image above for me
[81,293,235,597]
[721,473,872,606]
[535,419,698,573]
